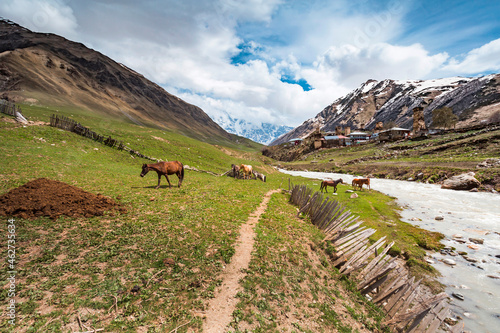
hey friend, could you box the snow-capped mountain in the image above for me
[212,114,294,145]
[271,74,500,145]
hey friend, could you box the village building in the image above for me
[412,106,427,135]
[347,131,370,145]
[288,138,303,146]
[323,135,348,148]
[378,127,411,142]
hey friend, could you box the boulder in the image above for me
[441,172,480,191]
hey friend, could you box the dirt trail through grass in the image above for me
[203,189,281,332]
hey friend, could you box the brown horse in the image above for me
[320,178,343,193]
[231,164,241,179]
[240,164,253,179]
[140,161,184,188]
[352,178,370,191]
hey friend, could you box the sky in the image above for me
[1,0,500,127]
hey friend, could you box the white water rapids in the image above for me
[279,169,500,332]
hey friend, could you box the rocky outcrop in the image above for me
[441,172,480,191]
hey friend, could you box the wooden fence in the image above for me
[0,99,23,117]
[49,114,159,161]
[288,182,464,333]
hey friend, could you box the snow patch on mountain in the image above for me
[211,113,294,145]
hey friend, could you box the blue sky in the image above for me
[1,0,500,127]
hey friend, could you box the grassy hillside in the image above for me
[0,105,443,332]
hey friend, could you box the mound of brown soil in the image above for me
[0,178,126,220]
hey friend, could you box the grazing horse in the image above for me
[352,178,370,191]
[140,161,184,188]
[240,164,253,179]
[231,164,241,179]
[320,178,343,193]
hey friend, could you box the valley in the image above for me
[1,16,499,333]
[266,124,500,193]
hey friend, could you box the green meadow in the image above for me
[0,105,442,332]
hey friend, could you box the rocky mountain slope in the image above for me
[271,74,500,145]
[0,19,239,144]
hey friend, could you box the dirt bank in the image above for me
[0,178,127,220]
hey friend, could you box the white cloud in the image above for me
[314,43,449,86]
[0,0,78,38]
[442,38,500,74]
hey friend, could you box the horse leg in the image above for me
[165,174,172,188]
[156,173,161,189]
[176,172,182,187]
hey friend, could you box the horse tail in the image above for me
[180,162,184,181]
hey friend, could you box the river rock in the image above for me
[463,256,478,263]
[435,216,444,221]
[452,234,463,239]
[441,172,480,191]
[452,292,464,301]
[469,237,484,244]
[443,258,457,266]
[468,244,480,250]
[487,275,500,279]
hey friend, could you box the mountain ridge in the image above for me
[0,19,251,145]
[271,74,500,145]
[213,113,294,145]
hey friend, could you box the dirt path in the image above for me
[202,189,280,332]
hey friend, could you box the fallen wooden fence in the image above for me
[288,182,464,333]
[0,99,26,122]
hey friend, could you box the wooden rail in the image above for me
[49,114,159,161]
[288,182,464,332]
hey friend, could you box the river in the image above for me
[279,169,500,332]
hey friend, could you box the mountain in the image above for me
[213,113,293,145]
[0,19,241,144]
[271,74,500,145]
